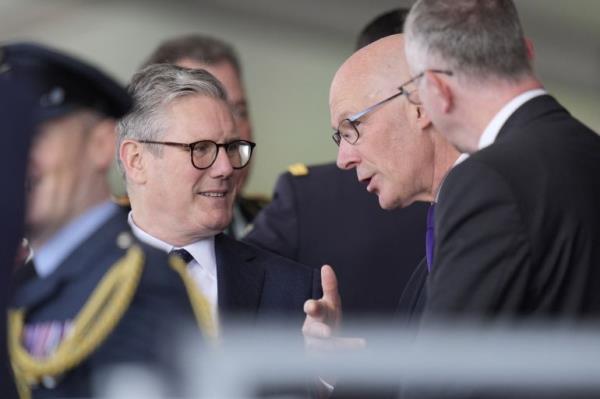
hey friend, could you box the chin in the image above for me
[378,192,408,210]
[377,195,395,210]
[207,215,233,233]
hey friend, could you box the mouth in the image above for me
[198,190,229,198]
[358,174,375,193]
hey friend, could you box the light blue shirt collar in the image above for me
[34,201,119,278]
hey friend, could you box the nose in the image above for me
[336,140,360,170]
[209,146,234,178]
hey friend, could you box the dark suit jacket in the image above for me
[424,95,600,321]
[396,257,428,325]
[245,163,429,318]
[12,208,320,398]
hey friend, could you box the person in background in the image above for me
[245,8,431,320]
[141,35,268,238]
[2,43,176,397]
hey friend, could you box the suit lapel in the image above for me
[496,94,567,142]
[215,234,265,317]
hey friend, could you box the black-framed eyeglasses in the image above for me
[139,139,256,170]
[331,69,453,147]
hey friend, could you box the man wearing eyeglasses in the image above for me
[118,63,320,332]
[402,0,600,326]
[303,32,461,345]
[245,9,431,322]
[141,34,269,239]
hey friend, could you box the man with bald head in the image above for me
[303,33,460,339]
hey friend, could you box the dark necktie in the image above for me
[425,203,435,272]
[169,248,194,264]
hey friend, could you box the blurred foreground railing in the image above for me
[94,319,600,398]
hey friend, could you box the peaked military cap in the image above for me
[0,42,131,124]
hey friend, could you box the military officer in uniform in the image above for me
[4,43,201,399]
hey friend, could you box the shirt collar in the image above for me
[434,153,469,203]
[478,88,547,150]
[127,211,217,279]
[35,201,119,278]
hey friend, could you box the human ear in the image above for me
[120,140,146,184]
[425,71,453,114]
[415,105,432,130]
[524,37,535,62]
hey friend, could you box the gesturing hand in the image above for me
[303,265,365,351]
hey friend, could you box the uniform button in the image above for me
[116,231,133,249]
[42,375,57,389]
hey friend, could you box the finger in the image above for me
[303,299,325,319]
[321,265,341,308]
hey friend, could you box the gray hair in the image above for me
[141,34,242,77]
[404,0,532,82]
[116,63,227,176]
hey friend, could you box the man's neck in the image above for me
[460,77,543,153]
[430,135,462,201]
[30,195,111,249]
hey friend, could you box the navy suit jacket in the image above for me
[12,208,320,398]
[245,163,429,318]
[424,95,600,322]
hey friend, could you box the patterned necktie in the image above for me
[169,248,194,264]
[425,203,436,272]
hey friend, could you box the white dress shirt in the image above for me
[127,212,219,327]
[478,88,547,150]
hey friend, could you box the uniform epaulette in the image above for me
[288,163,309,176]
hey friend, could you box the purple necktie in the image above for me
[425,203,435,272]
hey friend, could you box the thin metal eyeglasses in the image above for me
[332,69,453,146]
[400,69,453,106]
[138,139,256,170]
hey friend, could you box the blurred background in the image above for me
[2,0,599,196]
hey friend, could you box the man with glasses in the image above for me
[403,0,600,325]
[141,35,268,239]
[246,8,430,321]
[118,63,320,333]
[303,32,461,353]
